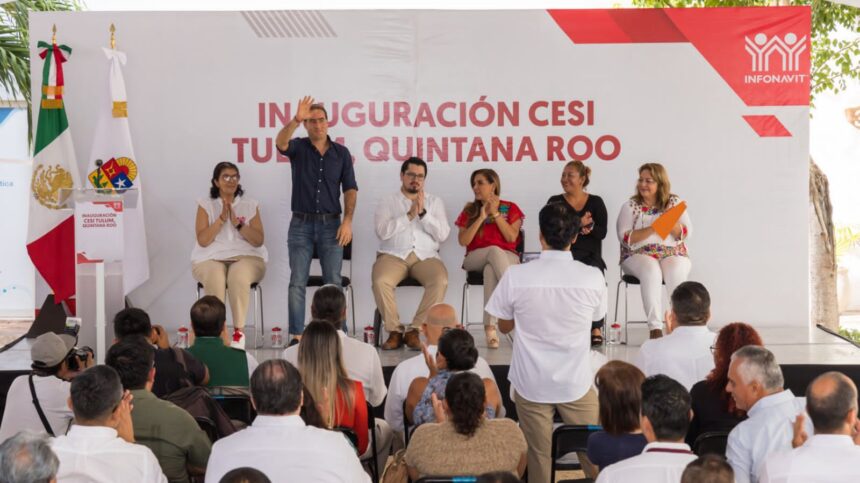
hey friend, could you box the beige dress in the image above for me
[404,418,526,478]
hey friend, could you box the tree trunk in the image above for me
[809,158,839,330]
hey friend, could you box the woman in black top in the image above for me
[547,160,608,345]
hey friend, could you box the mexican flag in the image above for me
[26,40,81,303]
[86,48,149,294]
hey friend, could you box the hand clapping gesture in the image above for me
[294,96,314,123]
[580,211,593,235]
[421,342,439,379]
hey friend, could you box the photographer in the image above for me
[0,332,94,443]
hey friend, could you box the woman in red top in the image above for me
[455,169,524,349]
[298,321,368,454]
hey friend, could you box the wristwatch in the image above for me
[235,222,244,231]
[419,209,427,219]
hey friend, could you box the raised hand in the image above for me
[792,412,808,448]
[416,191,425,215]
[421,342,438,379]
[486,195,500,215]
[219,200,230,223]
[431,393,447,423]
[294,96,315,123]
[115,390,136,443]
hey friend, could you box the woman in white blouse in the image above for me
[616,163,691,339]
[191,162,267,345]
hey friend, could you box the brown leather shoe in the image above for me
[649,329,664,339]
[381,331,404,350]
[404,330,422,350]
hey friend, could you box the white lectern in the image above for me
[60,188,138,363]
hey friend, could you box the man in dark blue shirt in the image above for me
[276,96,358,343]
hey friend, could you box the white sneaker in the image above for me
[230,328,246,350]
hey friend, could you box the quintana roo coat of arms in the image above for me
[31,164,74,210]
[88,156,138,190]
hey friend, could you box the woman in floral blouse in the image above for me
[615,163,692,339]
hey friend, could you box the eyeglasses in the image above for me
[404,172,426,180]
[709,345,717,354]
[220,174,240,182]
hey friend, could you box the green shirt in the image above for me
[187,337,250,387]
[130,389,211,483]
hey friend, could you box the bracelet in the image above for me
[491,212,500,219]
[235,222,244,231]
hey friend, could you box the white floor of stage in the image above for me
[1,324,856,372]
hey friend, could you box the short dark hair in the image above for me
[210,161,244,199]
[438,328,478,371]
[539,202,581,250]
[671,281,711,325]
[401,157,427,176]
[446,372,485,437]
[106,336,154,390]
[250,360,304,415]
[309,103,328,119]
[596,361,646,434]
[70,365,123,422]
[311,285,346,329]
[219,467,272,483]
[190,296,226,337]
[806,371,859,433]
[681,455,734,483]
[641,374,691,441]
[113,307,152,339]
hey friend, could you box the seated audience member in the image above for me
[283,285,387,407]
[113,307,209,397]
[187,296,258,387]
[725,345,811,483]
[0,431,59,483]
[486,202,605,483]
[106,337,212,483]
[384,303,499,444]
[204,360,369,482]
[687,322,763,446]
[219,467,272,483]
[587,361,648,473]
[405,372,526,479]
[635,281,715,390]
[52,365,166,482]
[406,328,502,427]
[681,455,734,483]
[596,375,697,483]
[759,371,860,483]
[0,333,92,442]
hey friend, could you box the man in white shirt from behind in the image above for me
[372,157,450,350]
[635,281,715,390]
[205,359,370,483]
[485,202,605,483]
[51,365,166,483]
[597,375,697,483]
[760,371,860,483]
[725,345,812,483]
[284,285,386,407]
[0,332,93,443]
[384,303,500,447]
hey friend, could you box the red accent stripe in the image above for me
[53,44,65,98]
[742,115,792,137]
[548,9,687,44]
[27,216,76,302]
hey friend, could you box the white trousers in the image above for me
[620,254,691,330]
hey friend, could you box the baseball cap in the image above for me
[31,332,76,368]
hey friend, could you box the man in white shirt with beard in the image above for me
[760,371,860,483]
[372,157,450,350]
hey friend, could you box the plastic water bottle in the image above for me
[608,322,622,345]
[176,326,189,349]
[271,327,284,348]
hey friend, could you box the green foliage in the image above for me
[0,0,81,142]
[633,0,860,102]
[838,326,860,344]
[835,224,860,263]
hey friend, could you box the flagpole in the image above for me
[51,24,56,45]
[110,23,116,50]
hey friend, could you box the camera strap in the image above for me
[28,374,55,437]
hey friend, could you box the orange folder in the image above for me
[651,201,687,240]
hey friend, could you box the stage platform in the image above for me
[2,324,858,421]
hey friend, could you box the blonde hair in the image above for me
[632,162,673,211]
[297,321,354,428]
[564,161,591,188]
[462,169,501,228]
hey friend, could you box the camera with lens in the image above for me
[66,346,94,371]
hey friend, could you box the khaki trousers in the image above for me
[462,246,519,326]
[371,252,448,333]
[191,256,266,329]
[514,388,599,483]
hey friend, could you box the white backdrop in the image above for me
[29,9,810,333]
[0,159,35,319]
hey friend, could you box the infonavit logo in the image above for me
[743,32,808,84]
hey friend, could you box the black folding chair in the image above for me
[414,478,478,483]
[551,424,601,483]
[372,276,423,347]
[308,241,357,334]
[362,401,381,483]
[693,431,729,457]
[461,230,525,331]
[194,416,219,443]
[333,426,360,451]
[403,400,415,447]
[208,387,256,425]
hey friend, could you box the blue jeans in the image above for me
[288,217,343,336]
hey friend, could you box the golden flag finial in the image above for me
[110,23,116,50]
[52,24,57,45]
